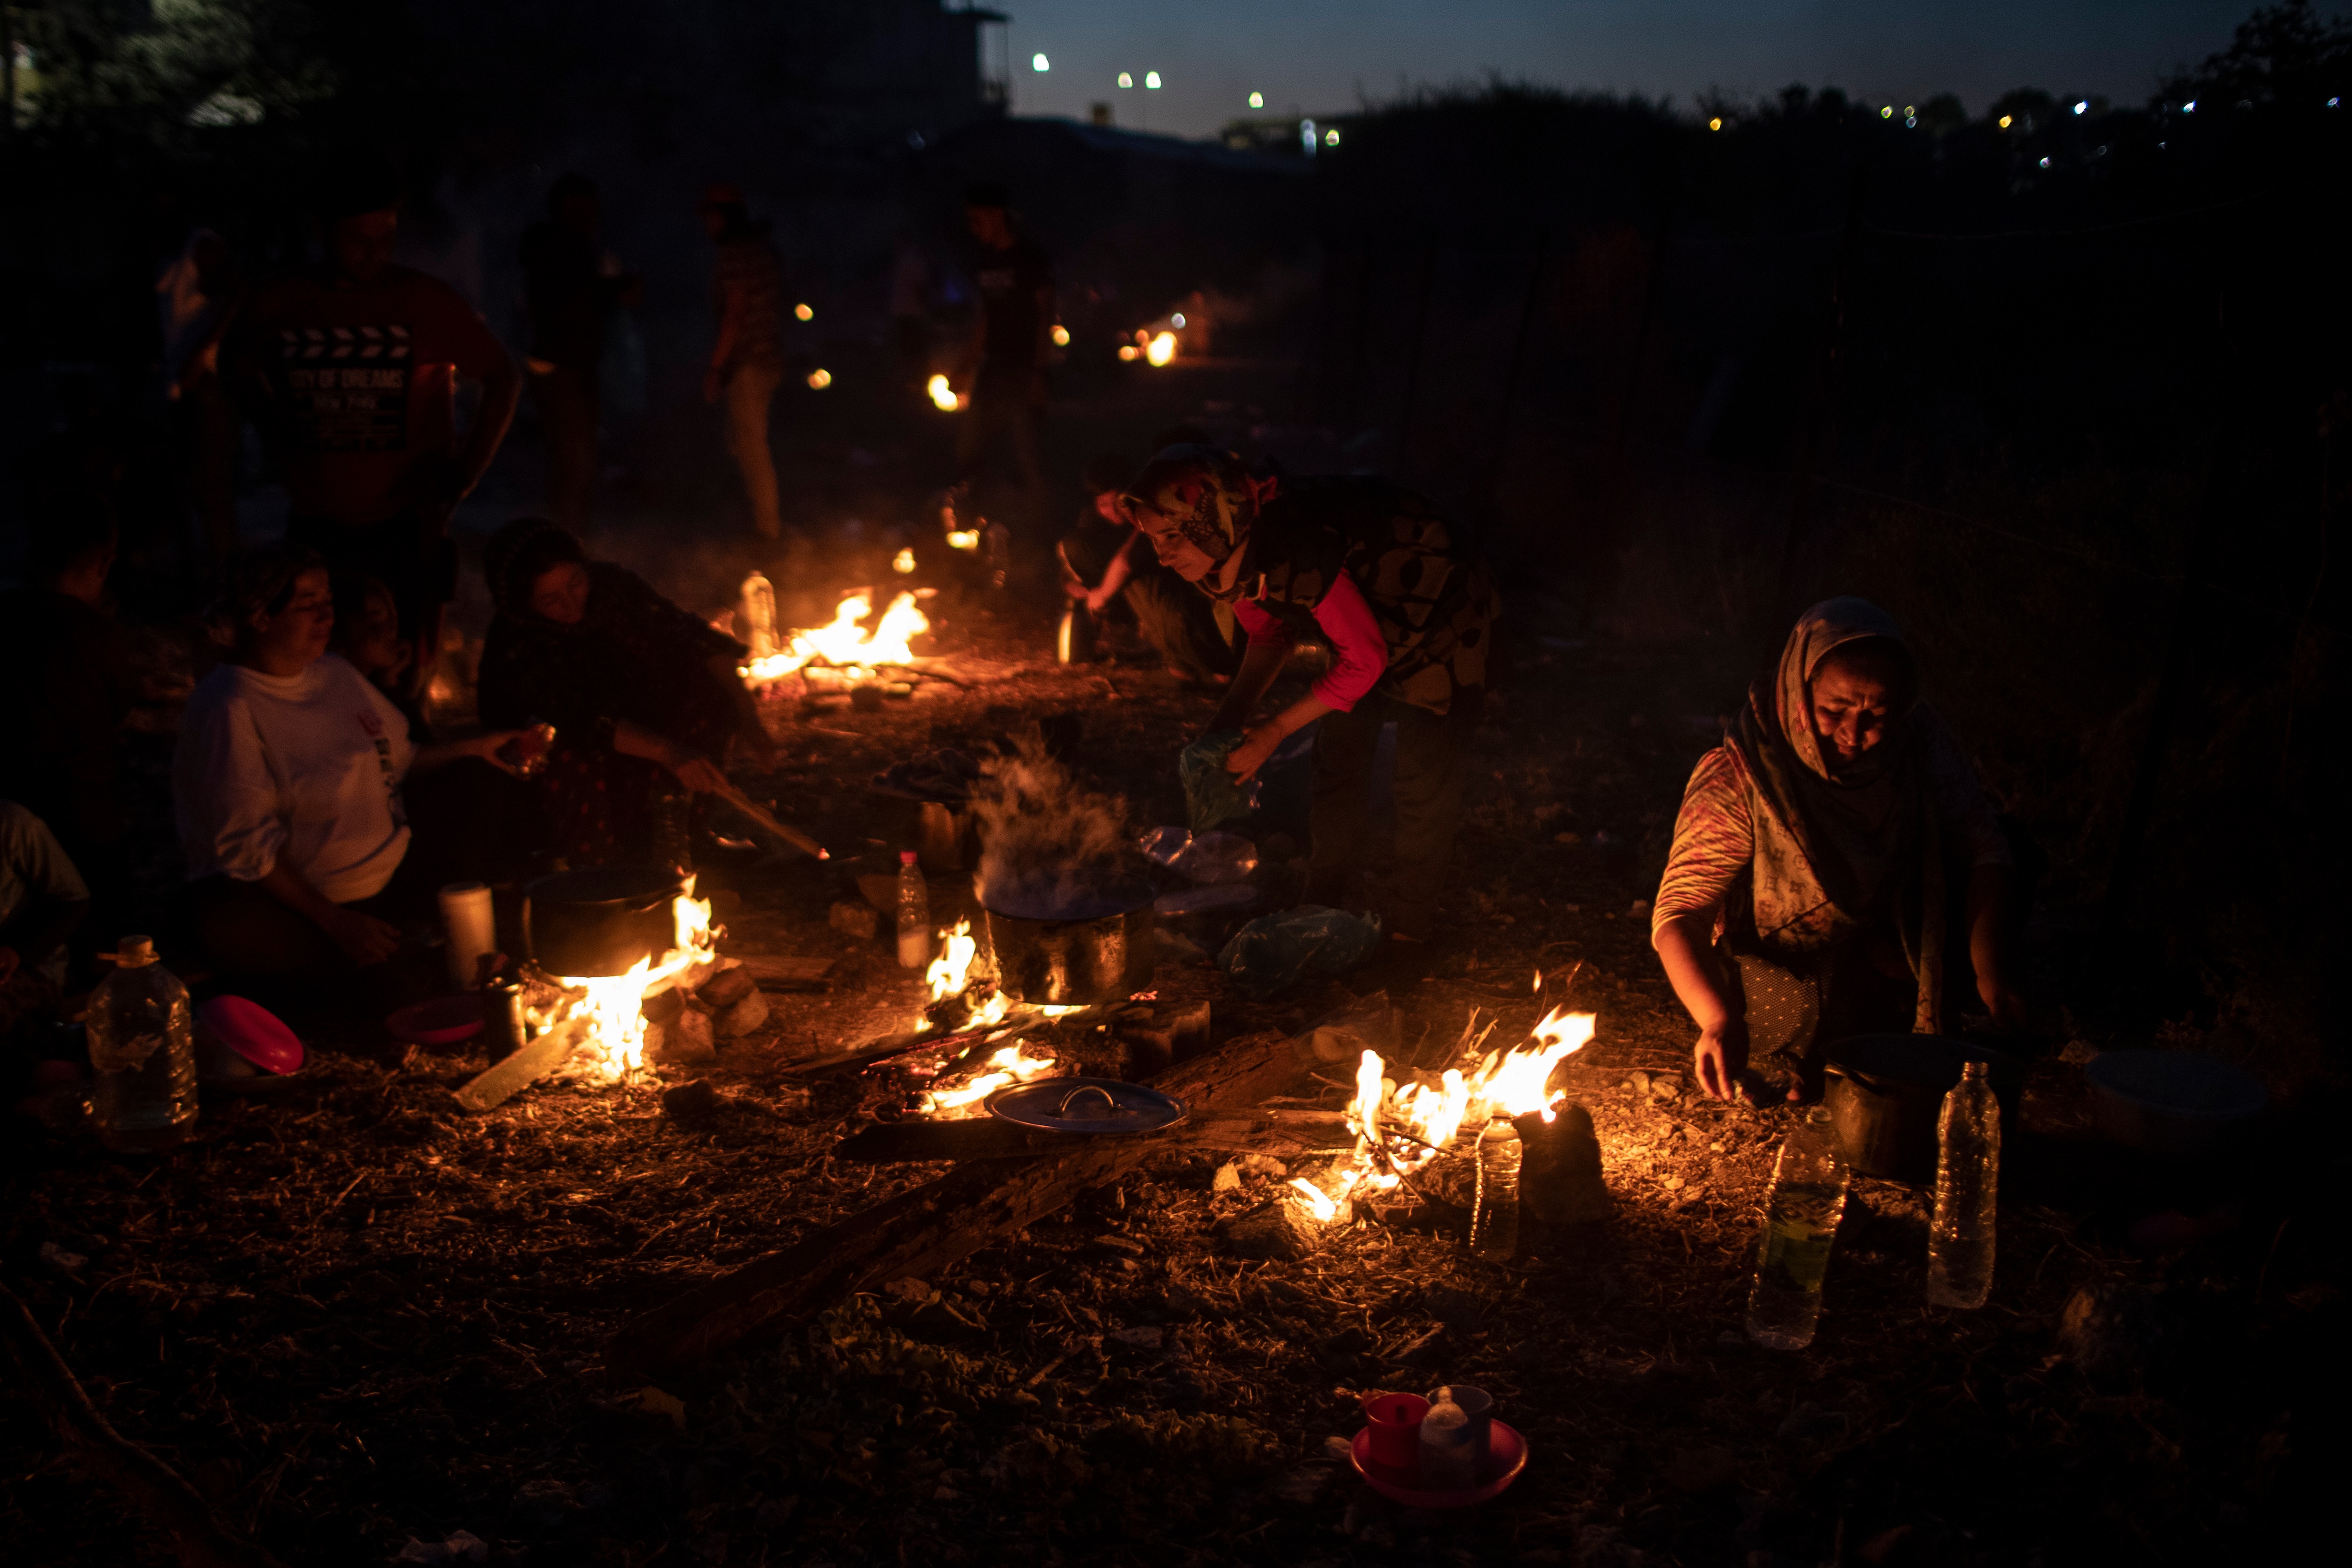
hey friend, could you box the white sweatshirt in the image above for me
[173,654,413,903]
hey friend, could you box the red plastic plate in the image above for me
[386,994,486,1046]
[1350,1419,1528,1509]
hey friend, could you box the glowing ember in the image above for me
[893,548,916,573]
[925,1041,1059,1112]
[739,590,930,685]
[1287,1177,1341,1222]
[526,890,718,1083]
[1145,330,1177,367]
[1307,1005,1597,1220]
[946,528,981,551]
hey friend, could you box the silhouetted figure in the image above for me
[155,226,242,560]
[0,494,137,953]
[521,173,637,532]
[952,182,1052,517]
[220,148,520,704]
[0,800,90,1066]
[699,184,786,540]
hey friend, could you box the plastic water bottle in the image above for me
[740,570,779,659]
[1927,1060,2001,1308]
[88,937,197,1153]
[1745,1104,1850,1350]
[896,850,931,969]
[1471,1116,1522,1260]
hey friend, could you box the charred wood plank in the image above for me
[829,1107,1353,1164]
[0,1279,290,1568]
[452,1016,590,1113]
[607,1029,1308,1380]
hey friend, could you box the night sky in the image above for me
[999,0,2345,137]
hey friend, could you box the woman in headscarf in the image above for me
[1652,598,2026,1103]
[1123,445,1498,952]
[477,519,779,869]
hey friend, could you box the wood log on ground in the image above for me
[730,953,835,990]
[829,1106,1354,1164]
[1518,1103,1613,1224]
[607,1029,1310,1381]
[451,1016,590,1113]
[0,1280,289,1568]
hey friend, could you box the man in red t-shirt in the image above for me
[221,151,520,698]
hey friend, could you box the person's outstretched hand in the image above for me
[326,908,401,967]
[1221,725,1281,784]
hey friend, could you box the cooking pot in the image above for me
[1822,1034,2023,1184]
[524,866,685,978]
[978,875,1154,1005]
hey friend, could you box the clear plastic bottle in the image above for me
[740,570,779,659]
[88,937,197,1153]
[1927,1060,2001,1308]
[1471,1116,1522,1260]
[896,850,931,969]
[1745,1104,1850,1350]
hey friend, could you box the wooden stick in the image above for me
[830,1106,1354,1164]
[707,780,828,859]
[0,1279,290,1568]
[606,1029,1311,1381]
[452,1015,589,1114]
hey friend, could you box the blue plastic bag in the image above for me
[1216,904,1384,998]
[1179,729,1253,834]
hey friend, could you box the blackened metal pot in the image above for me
[524,866,685,978]
[978,876,1155,1005]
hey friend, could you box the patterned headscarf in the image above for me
[483,516,585,621]
[1123,445,1258,601]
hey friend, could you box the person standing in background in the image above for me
[700,183,786,541]
[952,182,1053,521]
[521,173,639,534]
[219,147,520,706]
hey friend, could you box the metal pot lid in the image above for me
[986,1076,1187,1135]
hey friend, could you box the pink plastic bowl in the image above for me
[195,996,305,1076]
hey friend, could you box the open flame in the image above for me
[923,1040,1058,1113]
[924,919,1010,1031]
[1287,1177,1341,1222]
[1310,1005,1596,1219]
[926,373,966,412]
[739,590,930,686]
[1145,330,1177,367]
[529,890,718,1083]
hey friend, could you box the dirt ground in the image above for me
[2,582,2336,1568]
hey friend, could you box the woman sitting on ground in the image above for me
[173,544,522,988]
[476,518,779,869]
[1651,597,2026,1104]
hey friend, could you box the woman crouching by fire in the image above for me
[477,519,779,870]
[1123,446,1498,962]
[1652,598,2028,1105]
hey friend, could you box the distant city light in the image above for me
[1998,114,2012,128]
[1118,344,1139,361]
[2331,97,2342,108]
[2184,99,2197,112]
[1708,116,1723,132]
[1905,105,1915,116]
[1171,313,1186,328]
[2073,100,2089,115]
[1032,53,1049,72]
[1301,117,1318,155]
[794,302,814,321]
[1051,324,1070,346]
[1145,332,1176,367]
[1880,105,1893,119]
[926,373,961,412]
[1324,127,1340,146]
[893,548,916,574]
[805,369,832,390]
[2038,156,2051,168]
[1117,72,1133,89]
[1144,71,1161,90]
[1249,91,1264,109]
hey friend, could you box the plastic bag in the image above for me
[1137,826,1259,884]
[1179,729,1253,834]
[1216,904,1384,998]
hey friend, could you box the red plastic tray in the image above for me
[386,994,485,1046]
[1350,1418,1528,1508]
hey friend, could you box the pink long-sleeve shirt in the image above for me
[1230,570,1388,712]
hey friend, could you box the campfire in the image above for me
[738,589,930,689]
[524,888,717,1083]
[1293,1005,1597,1222]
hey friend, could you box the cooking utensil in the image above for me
[195,995,304,1075]
[707,778,828,859]
[1822,1035,2023,1185]
[979,876,1154,1005]
[985,1076,1186,1134]
[1350,1419,1528,1508]
[524,865,685,978]
[387,994,487,1047]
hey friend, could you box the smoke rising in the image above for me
[972,731,1137,919]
